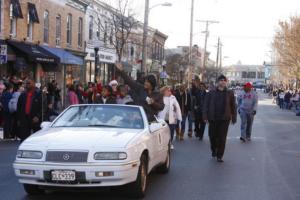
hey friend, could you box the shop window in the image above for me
[89,15,93,40]
[43,10,49,43]
[67,14,72,45]
[56,15,61,46]
[78,17,83,47]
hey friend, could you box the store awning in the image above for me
[10,0,23,18]
[41,46,84,66]
[7,40,60,64]
[28,3,39,23]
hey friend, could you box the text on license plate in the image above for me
[51,170,76,181]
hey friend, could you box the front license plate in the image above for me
[51,170,76,181]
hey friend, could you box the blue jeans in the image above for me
[167,122,177,142]
[240,110,254,139]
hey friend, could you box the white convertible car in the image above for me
[13,105,171,198]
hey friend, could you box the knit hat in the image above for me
[217,74,227,82]
[109,80,118,87]
[244,82,253,88]
[145,74,157,90]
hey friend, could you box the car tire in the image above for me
[156,144,171,174]
[23,184,44,195]
[126,154,148,198]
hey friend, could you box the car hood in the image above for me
[21,127,143,149]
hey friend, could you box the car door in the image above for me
[148,121,164,169]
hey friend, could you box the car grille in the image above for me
[46,151,88,163]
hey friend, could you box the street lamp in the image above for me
[141,1,172,74]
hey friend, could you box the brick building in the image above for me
[0,0,88,98]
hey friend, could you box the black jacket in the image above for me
[117,70,164,122]
[96,96,117,104]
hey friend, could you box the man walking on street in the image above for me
[193,81,207,141]
[203,75,237,162]
[237,82,258,142]
[17,79,43,142]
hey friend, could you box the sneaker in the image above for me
[246,137,251,141]
[240,137,246,143]
[170,144,174,150]
[217,158,224,163]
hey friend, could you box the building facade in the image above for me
[0,0,88,97]
[224,65,266,85]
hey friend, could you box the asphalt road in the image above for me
[0,93,300,200]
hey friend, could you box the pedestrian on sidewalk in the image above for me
[203,75,237,162]
[158,86,182,149]
[16,79,43,142]
[1,83,14,139]
[237,82,258,142]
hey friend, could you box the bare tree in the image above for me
[92,0,138,62]
[273,16,300,89]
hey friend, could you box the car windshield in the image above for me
[52,105,144,129]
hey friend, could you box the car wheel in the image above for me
[23,184,44,195]
[157,144,171,174]
[126,154,148,198]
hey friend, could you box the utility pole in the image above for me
[215,37,220,81]
[188,0,194,88]
[142,0,150,75]
[196,20,219,82]
[219,41,223,68]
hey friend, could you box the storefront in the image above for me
[85,48,117,85]
[41,46,84,105]
[6,40,60,83]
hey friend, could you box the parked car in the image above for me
[14,104,171,198]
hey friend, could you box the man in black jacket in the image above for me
[17,79,43,142]
[193,81,207,140]
[115,62,164,122]
[203,75,237,162]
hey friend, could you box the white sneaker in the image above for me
[171,144,174,150]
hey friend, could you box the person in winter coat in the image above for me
[17,79,43,142]
[1,83,13,139]
[193,81,207,141]
[203,75,237,162]
[66,85,79,106]
[117,85,134,105]
[237,82,258,142]
[115,62,164,122]
[96,85,117,104]
[159,86,182,149]
[9,83,24,139]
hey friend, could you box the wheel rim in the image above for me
[140,162,147,192]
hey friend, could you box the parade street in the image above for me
[0,92,300,200]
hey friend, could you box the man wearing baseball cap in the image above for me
[237,82,258,142]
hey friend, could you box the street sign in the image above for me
[0,45,7,64]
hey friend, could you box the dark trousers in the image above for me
[19,115,40,142]
[208,120,230,159]
[3,112,12,139]
[194,112,206,139]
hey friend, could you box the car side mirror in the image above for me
[149,123,162,133]
[40,122,52,129]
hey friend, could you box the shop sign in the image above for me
[0,45,7,64]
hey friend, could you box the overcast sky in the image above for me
[125,0,300,66]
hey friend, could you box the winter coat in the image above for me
[158,95,182,124]
[117,70,164,122]
[117,95,134,105]
[203,88,237,122]
[95,95,117,104]
[0,91,13,113]
[67,91,79,106]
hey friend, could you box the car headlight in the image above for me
[94,152,127,160]
[17,150,43,159]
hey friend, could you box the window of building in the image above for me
[27,13,33,40]
[43,10,49,43]
[56,15,61,46]
[104,21,107,44]
[257,72,265,79]
[78,17,83,47]
[9,4,17,37]
[109,27,113,45]
[89,16,93,40]
[97,18,100,40]
[67,14,72,45]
